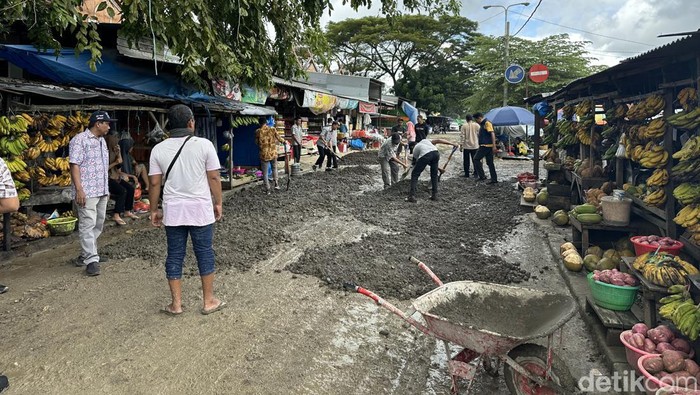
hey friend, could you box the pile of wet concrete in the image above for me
[103,161,530,298]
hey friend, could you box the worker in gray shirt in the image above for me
[313,122,338,171]
[291,117,304,164]
[378,133,407,189]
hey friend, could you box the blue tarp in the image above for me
[401,101,418,124]
[0,45,197,98]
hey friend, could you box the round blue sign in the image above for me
[505,64,525,84]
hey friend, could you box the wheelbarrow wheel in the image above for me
[503,344,575,395]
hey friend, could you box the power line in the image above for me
[512,0,542,37]
[479,10,504,24]
[510,10,654,47]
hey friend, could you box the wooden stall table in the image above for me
[569,213,643,254]
[621,257,669,328]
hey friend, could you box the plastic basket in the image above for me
[587,272,639,311]
[47,217,77,236]
[631,236,684,256]
[620,330,695,374]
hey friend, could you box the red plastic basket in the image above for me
[619,330,695,374]
[630,236,684,256]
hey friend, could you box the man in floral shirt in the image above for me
[0,157,19,294]
[69,111,114,276]
[255,117,285,194]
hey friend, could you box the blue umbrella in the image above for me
[483,106,535,126]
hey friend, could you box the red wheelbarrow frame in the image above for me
[345,257,572,394]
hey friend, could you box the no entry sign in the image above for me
[529,64,549,83]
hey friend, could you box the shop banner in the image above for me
[359,102,377,114]
[241,85,269,104]
[212,80,242,101]
[337,98,358,110]
[302,90,338,114]
[269,86,291,101]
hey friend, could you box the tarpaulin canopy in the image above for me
[401,101,418,124]
[0,45,196,98]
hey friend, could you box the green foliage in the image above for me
[0,0,459,89]
[393,59,470,117]
[325,14,478,86]
[463,34,607,112]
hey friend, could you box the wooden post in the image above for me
[228,114,234,183]
[534,111,541,179]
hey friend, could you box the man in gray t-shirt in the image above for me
[313,122,339,171]
[378,133,407,189]
[291,117,304,164]
[406,138,458,202]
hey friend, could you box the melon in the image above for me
[535,205,551,219]
[586,246,604,258]
[583,254,600,272]
[536,189,549,205]
[564,253,583,272]
[560,242,576,255]
[598,257,617,270]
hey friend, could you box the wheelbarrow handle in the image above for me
[409,257,444,286]
[344,282,432,336]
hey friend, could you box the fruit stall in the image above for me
[524,33,700,391]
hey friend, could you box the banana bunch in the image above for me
[42,127,62,138]
[667,107,700,130]
[602,138,618,160]
[231,116,260,128]
[12,170,31,182]
[0,114,32,136]
[56,171,71,187]
[0,136,29,156]
[643,188,666,207]
[646,168,669,187]
[561,105,575,119]
[17,188,31,201]
[64,112,90,137]
[31,114,50,132]
[29,166,45,180]
[575,100,593,118]
[554,120,578,147]
[23,147,41,161]
[605,104,627,122]
[4,156,28,173]
[61,210,74,218]
[638,143,668,168]
[627,144,644,161]
[673,136,700,161]
[678,87,698,112]
[637,118,666,140]
[674,183,700,205]
[48,115,67,130]
[626,95,665,121]
[37,137,61,153]
[658,285,700,341]
[575,126,599,146]
[633,252,699,287]
[601,125,618,139]
[675,204,700,227]
[58,134,70,148]
[13,180,25,189]
[44,157,70,172]
[38,173,60,187]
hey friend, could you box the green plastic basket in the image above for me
[587,272,639,311]
[47,217,78,236]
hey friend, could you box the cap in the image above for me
[89,111,117,124]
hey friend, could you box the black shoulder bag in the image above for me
[159,135,193,202]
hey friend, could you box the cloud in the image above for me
[323,0,700,66]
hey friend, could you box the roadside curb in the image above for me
[531,214,642,395]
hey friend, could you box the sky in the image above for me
[320,0,700,67]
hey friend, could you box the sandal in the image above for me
[160,305,183,316]
[201,301,227,315]
[125,213,140,219]
[113,218,127,226]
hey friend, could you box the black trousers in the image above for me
[109,178,135,214]
[314,145,337,168]
[408,141,416,154]
[474,146,497,181]
[409,151,440,197]
[292,144,301,163]
[462,149,477,177]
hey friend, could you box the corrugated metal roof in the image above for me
[271,77,333,94]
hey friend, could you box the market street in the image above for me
[0,141,607,394]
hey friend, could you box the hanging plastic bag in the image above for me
[616,133,627,158]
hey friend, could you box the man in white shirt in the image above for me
[406,138,458,202]
[378,133,407,188]
[149,104,225,316]
[291,117,304,164]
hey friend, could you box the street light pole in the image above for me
[483,2,530,107]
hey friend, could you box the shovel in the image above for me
[399,143,412,180]
[437,146,459,182]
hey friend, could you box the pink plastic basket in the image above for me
[619,330,694,374]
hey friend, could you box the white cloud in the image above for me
[324,0,700,66]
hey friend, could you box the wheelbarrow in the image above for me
[345,257,578,394]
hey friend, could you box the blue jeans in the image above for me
[164,224,215,280]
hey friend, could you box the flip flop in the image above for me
[113,218,127,226]
[160,305,183,316]
[200,301,227,315]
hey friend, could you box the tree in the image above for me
[463,34,607,112]
[325,14,478,87]
[0,0,459,89]
[393,58,471,117]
